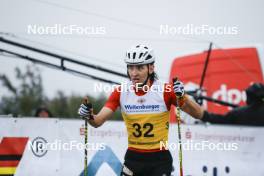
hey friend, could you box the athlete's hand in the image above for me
[173,78,185,98]
[78,97,94,120]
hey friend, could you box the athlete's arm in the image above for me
[181,95,204,119]
[167,81,204,119]
[89,86,121,127]
[88,107,114,128]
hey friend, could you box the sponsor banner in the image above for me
[169,47,264,122]
[0,117,264,176]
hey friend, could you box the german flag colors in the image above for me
[0,137,29,176]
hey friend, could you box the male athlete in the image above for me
[78,44,204,176]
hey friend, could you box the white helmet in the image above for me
[124,44,155,65]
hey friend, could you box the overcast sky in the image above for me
[1,0,264,99]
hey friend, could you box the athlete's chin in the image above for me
[132,80,140,84]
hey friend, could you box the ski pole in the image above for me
[173,77,184,176]
[83,97,89,176]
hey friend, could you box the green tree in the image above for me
[0,64,45,116]
[47,91,87,118]
[48,92,122,120]
[0,64,123,120]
